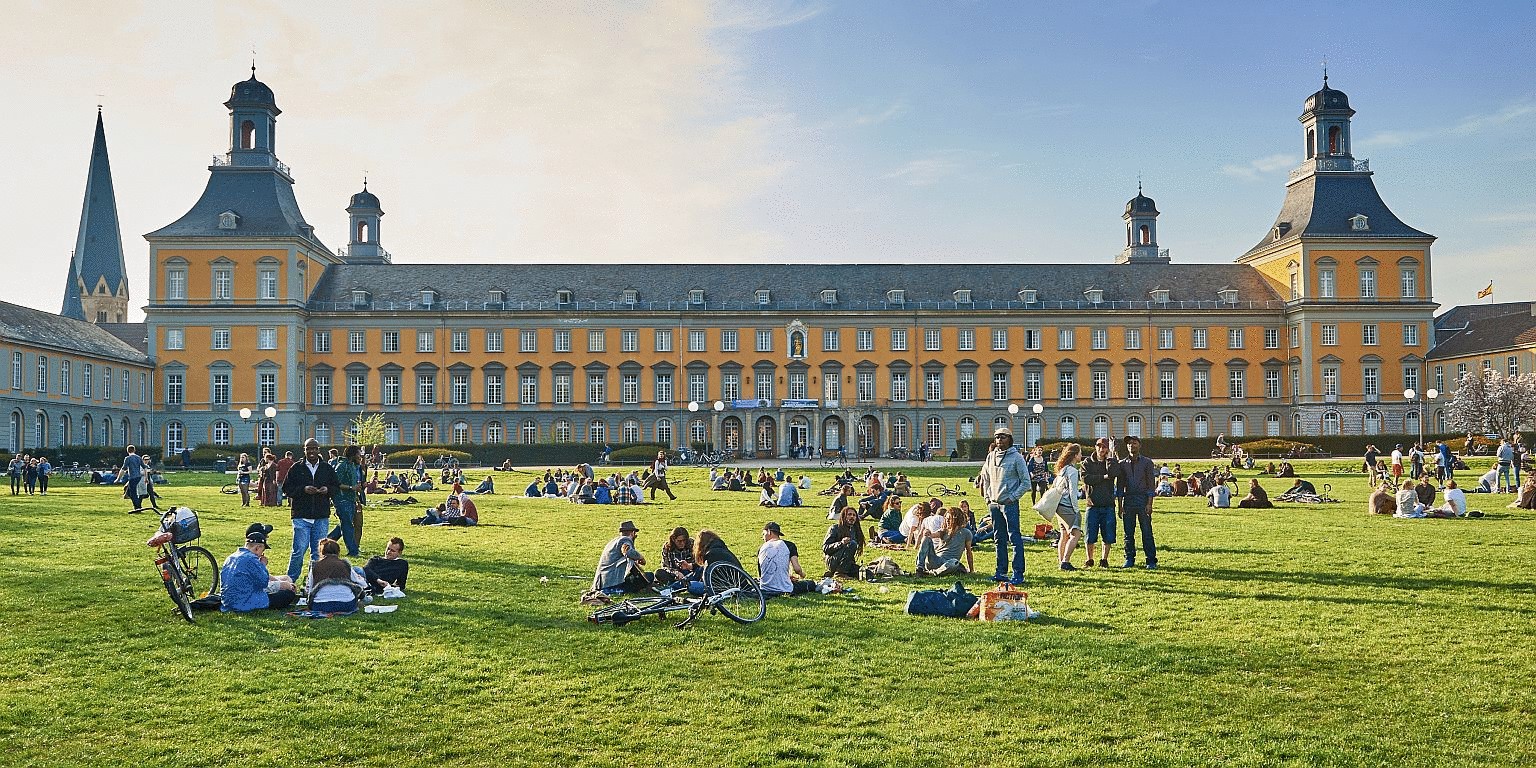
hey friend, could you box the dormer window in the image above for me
[217,210,238,230]
[1272,222,1291,242]
[953,289,972,304]
[1350,214,1369,231]
[1150,288,1170,305]
[1218,288,1239,305]
[420,289,436,308]
[489,289,505,306]
[1019,289,1037,304]
[556,289,573,305]
[350,289,370,308]
[887,289,906,305]
[821,289,838,305]
[1084,288,1103,305]
[755,289,771,305]
[688,289,705,305]
[620,288,638,305]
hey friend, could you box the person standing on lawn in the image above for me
[327,445,364,557]
[977,426,1030,585]
[1081,438,1119,568]
[1117,435,1159,570]
[1389,444,1404,483]
[282,438,339,581]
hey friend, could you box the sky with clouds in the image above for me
[0,0,1532,320]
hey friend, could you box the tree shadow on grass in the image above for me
[1159,546,1278,556]
[1129,574,1536,618]
[1178,565,1536,596]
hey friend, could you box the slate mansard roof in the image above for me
[309,262,1284,312]
[1428,302,1536,361]
[145,166,330,253]
[1241,171,1433,259]
[0,302,150,365]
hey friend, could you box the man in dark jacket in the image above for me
[1081,438,1120,568]
[283,438,339,581]
[1116,435,1159,570]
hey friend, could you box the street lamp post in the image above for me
[1031,403,1043,446]
[713,400,725,457]
[1403,387,1439,448]
[687,401,699,453]
[1007,403,1019,437]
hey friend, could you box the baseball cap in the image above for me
[993,426,1013,437]
[763,522,783,535]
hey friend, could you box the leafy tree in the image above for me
[1445,369,1536,440]
[348,412,388,446]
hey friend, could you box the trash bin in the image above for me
[214,458,228,473]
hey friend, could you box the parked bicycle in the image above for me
[926,482,969,498]
[888,447,911,461]
[820,450,849,469]
[588,562,766,629]
[675,447,724,468]
[145,507,220,622]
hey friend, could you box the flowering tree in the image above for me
[1444,369,1536,439]
[348,412,388,446]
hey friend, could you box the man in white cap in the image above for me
[977,426,1030,585]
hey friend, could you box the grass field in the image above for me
[2,458,1533,767]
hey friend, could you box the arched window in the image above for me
[1229,413,1246,438]
[139,420,148,446]
[689,419,707,447]
[891,417,909,450]
[356,220,370,243]
[1293,413,1303,436]
[1404,410,1420,435]
[1059,415,1076,439]
[588,419,607,444]
[656,418,673,446]
[1125,414,1142,438]
[721,417,741,452]
[486,421,505,443]
[165,421,184,453]
[314,422,331,445]
[418,421,436,444]
[554,419,572,443]
[1322,411,1341,435]
[958,415,976,439]
[1435,409,1446,433]
[1025,415,1042,446]
[384,421,400,444]
[240,120,255,149]
[756,417,777,454]
[258,420,276,446]
[1306,128,1315,159]
[993,415,1010,436]
[1139,224,1150,245]
[60,413,71,446]
[101,415,112,446]
[1159,414,1176,438]
[32,412,46,449]
[1092,414,1110,439]
[621,419,640,444]
[1363,410,1382,435]
[211,419,231,446]
[1193,414,1209,438]
[452,421,470,445]
[1327,125,1341,154]
[925,417,943,449]
[82,415,93,447]
[122,418,130,446]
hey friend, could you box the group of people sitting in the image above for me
[1154,464,1237,498]
[591,519,823,599]
[220,523,410,615]
[524,466,650,504]
[710,467,811,493]
[1370,476,1481,518]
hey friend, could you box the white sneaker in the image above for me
[295,597,309,607]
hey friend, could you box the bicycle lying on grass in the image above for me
[588,562,766,629]
[926,482,969,498]
[145,507,220,622]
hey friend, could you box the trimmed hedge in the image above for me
[185,441,664,468]
[0,445,164,468]
[385,447,474,465]
[609,444,667,464]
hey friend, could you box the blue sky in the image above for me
[0,0,1532,317]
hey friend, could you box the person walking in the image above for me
[977,426,1029,585]
[1053,443,1084,571]
[1117,435,1159,570]
[282,438,339,582]
[647,450,676,501]
[7,454,22,495]
[36,456,51,495]
[121,445,146,511]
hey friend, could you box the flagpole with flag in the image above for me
[1477,281,1494,303]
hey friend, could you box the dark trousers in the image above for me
[648,476,675,500]
[9,474,17,494]
[1121,497,1157,565]
[38,476,48,494]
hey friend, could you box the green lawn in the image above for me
[2,459,1532,767]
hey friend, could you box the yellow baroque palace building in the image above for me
[140,72,1442,458]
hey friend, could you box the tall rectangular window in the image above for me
[891,372,909,402]
[823,328,840,352]
[1090,328,1107,351]
[1435,365,1444,391]
[655,373,673,404]
[587,330,606,353]
[1159,370,1176,400]
[451,330,469,353]
[1362,324,1378,346]
[1320,324,1338,345]
[1509,356,1520,377]
[486,330,503,353]
[166,269,186,300]
[1359,269,1376,299]
[721,330,739,353]
[688,329,706,352]
[924,371,942,402]
[1024,329,1040,351]
[259,268,277,299]
[383,374,400,406]
[787,371,806,400]
[856,329,873,351]
[165,373,183,405]
[450,373,469,405]
[103,367,111,400]
[654,329,673,353]
[688,372,706,402]
[211,329,230,350]
[166,329,185,350]
[1192,328,1207,349]
[1092,370,1108,400]
[258,328,277,350]
[214,268,232,300]
[1158,328,1175,349]
[312,330,330,352]
[258,372,276,405]
[553,373,571,405]
[1125,370,1142,401]
[520,329,537,353]
[348,374,366,406]
[924,328,941,351]
[1363,366,1379,399]
[823,374,840,403]
[1264,328,1279,349]
[1403,324,1419,346]
[722,372,740,401]
[1229,370,1246,399]
[81,362,91,397]
[417,330,435,353]
[756,329,773,352]
[1403,366,1420,392]
[1265,369,1281,399]
[382,330,400,353]
[486,373,507,405]
[554,330,571,353]
[587,373,606,404]
[1289,325,1300,348]
[347,330,365,353]
[754,374,772,402]
[856,372,874,403]
[1323,366,1339,397]
[1058,371,1075,401]
[991,328,1008,351]
[1192,370,1208,400]
[890,329,907,352]
[991,371,1009,401]
[1125,328,1142,350]
[1401,269,1417,298]
[621,373,639,404]
[958,328,975,351]
[1025,371,1042,401]
[1319,268,1336,298]
[212,372,230,405]
[33,356,46,393]
[312,373,331,406]
[958,371,975,402]
[1228,328,1244,349]
[620,329,638,353]
[60,360,70,396]
[416,374,436,405]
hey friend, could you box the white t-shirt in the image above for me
[1207,484,1231,507]
[1479,469,1499,491]
[923,515,944,534]
[1444,488,1467,515]
[899,505,924,537]
[1391,450,1404,467]
[756,539,793,593]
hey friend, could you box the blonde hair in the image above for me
[1055,443,1082,471]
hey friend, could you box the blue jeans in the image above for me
[1085,505,1117,544]
[288,517,330,580]
[1121,494,1157,565]
[990,500,1025,579]
[1498,463,1514,490]
[329,498,360,556]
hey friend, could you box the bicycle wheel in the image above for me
[161,555,195,622]
[589,596,670,626]
[702,562,765,624]
[926,482,951,498]
[176,545,220,599]
[220,483,238,494]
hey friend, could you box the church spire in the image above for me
[62,108,129,323]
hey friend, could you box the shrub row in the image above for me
[0,445,164,468]
[181,441,663,468]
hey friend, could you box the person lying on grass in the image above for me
[412,494,477,526]
[305,538,369,614]
[757,522,818,597]
[363,537,409,595]
[219,524,298,612]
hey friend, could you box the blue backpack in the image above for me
[904,581,979,618]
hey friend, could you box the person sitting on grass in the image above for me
[524,479,543,497]
[822,506,865,579]
[759,480,778,507]
[468,476,495,495]
[688,529,745,595]
[777,478,801,507]
[799,474,812,490]
[413,494,477,526]
[1207,479,1232,508]
[1170,473,1189,497]
[543,476,561,497]
[1277,461,1297,478]
[363,537,409,595]
[1394,479,1427,518]
[1415,478,1438,508]
[593,480,614,505]
[1512,477,1536,510]
[304,538,368,614]
[219,524,298,612]
[1155,474,1174,497]
[1369,481,1397,515]
[869,494,906,545]
[1442,480,1470,517]
[1237,479,1273,509]
[657,527,697,586]
[914,507,974,577]
[592,520,651,595]
[757,522,817,597]
[1281,478,1318,498]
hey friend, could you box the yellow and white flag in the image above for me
[1477,282,1494,299]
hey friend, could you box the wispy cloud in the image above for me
[880,150,994,187]
[852,100,909,126]
[1452,99,1536,135]
[1360,97,1536,148]
[713,1,826,32]
[1220,153,1294,181]
[1473,206,1536,225]
[1010,99,1081,120]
